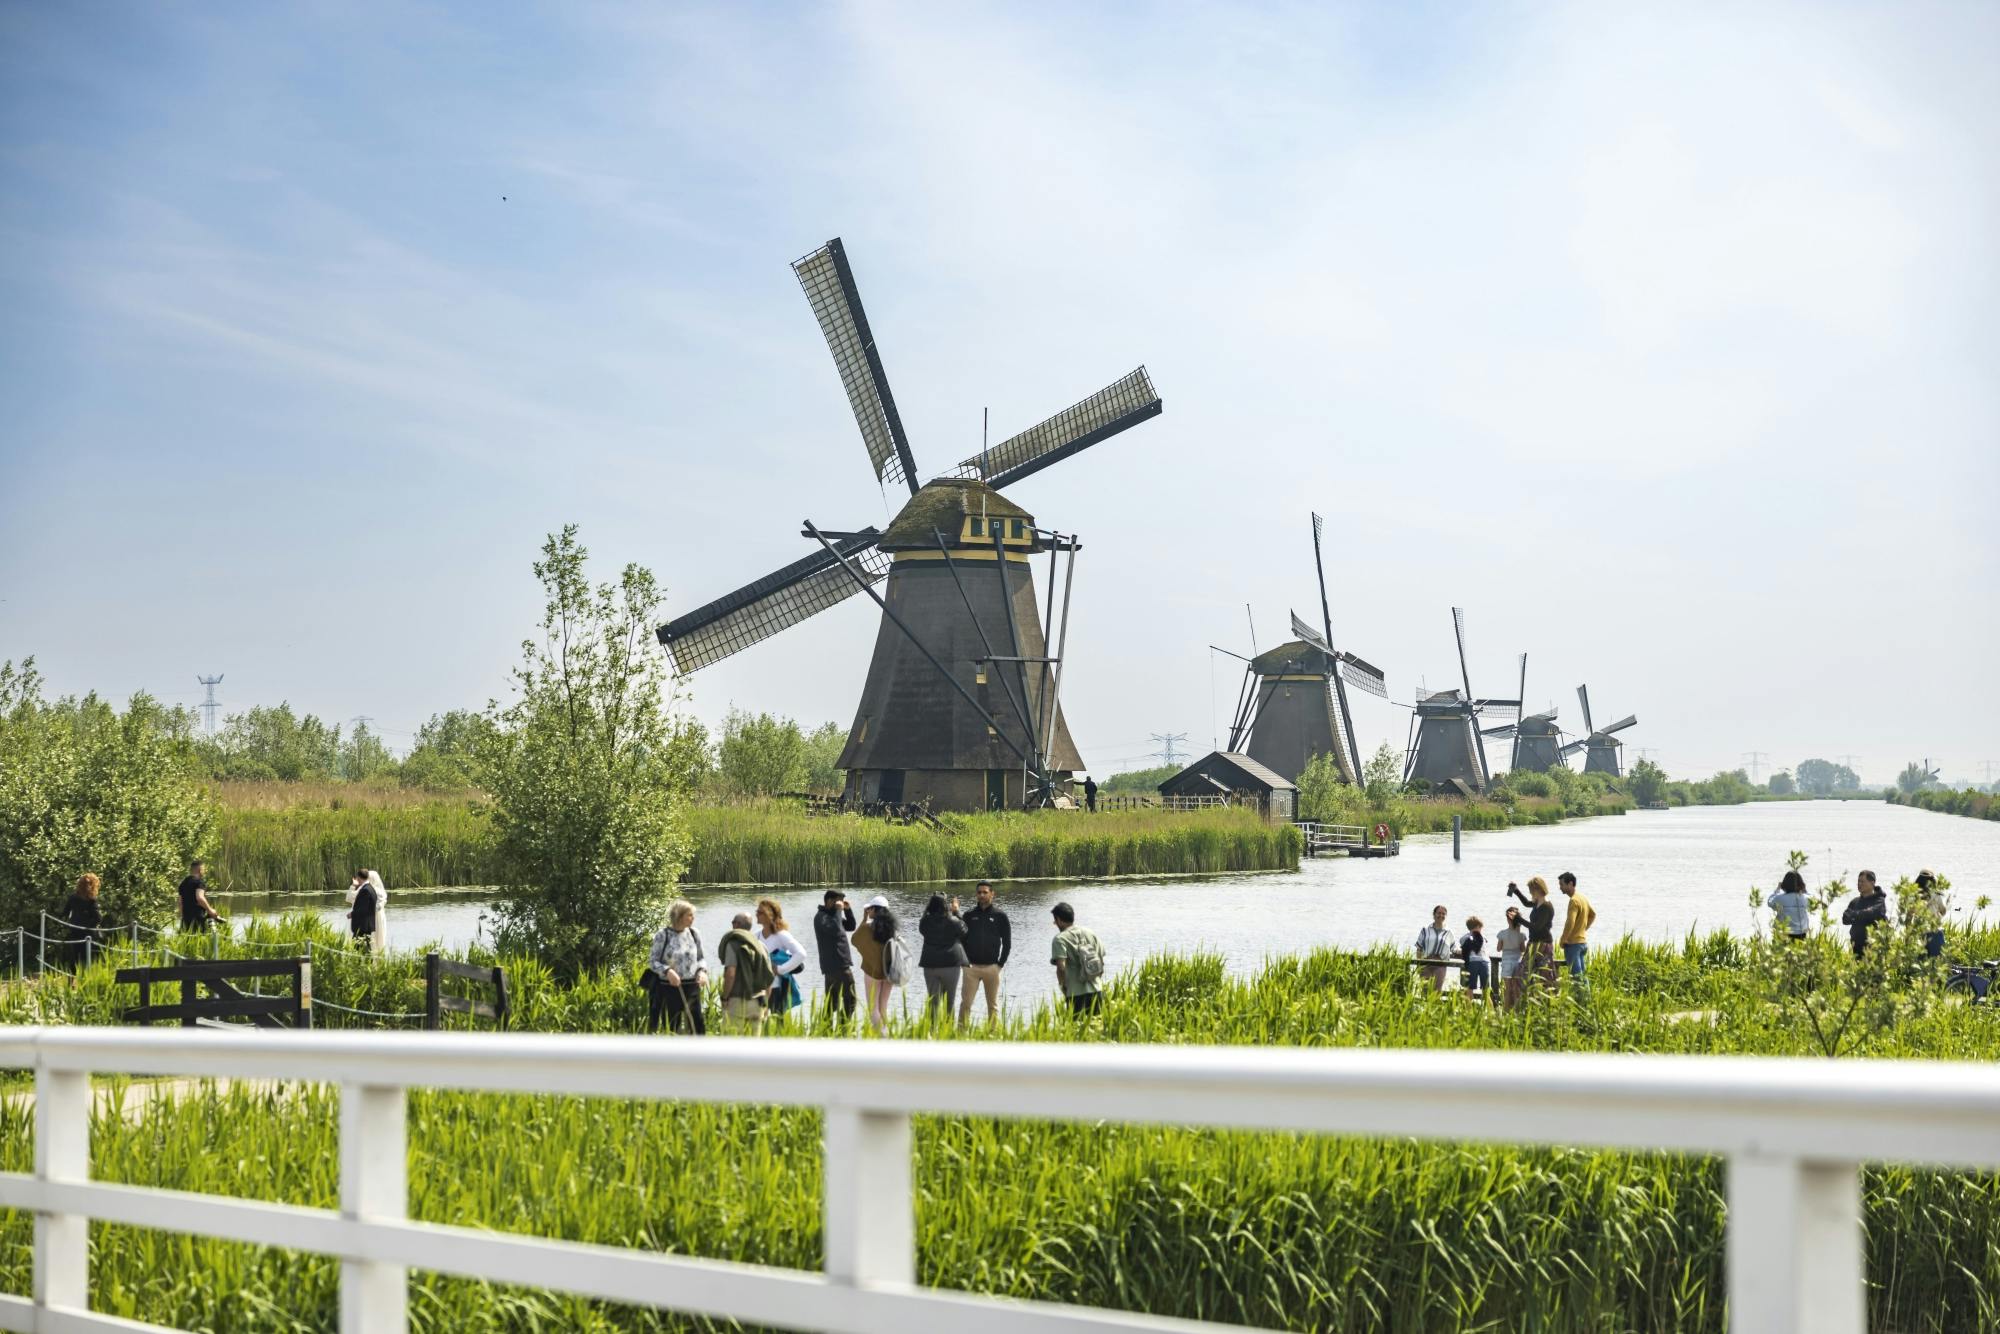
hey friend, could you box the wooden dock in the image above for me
[1296,821,1399,858]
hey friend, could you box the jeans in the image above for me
[960,962,1002,1022]
[649,981,705,1035]
[822,969,856,1020]
[1462,958,1490,994]
[923,966,961,1019]
[1563,943,1588,978]
[1068,990,1102,1015]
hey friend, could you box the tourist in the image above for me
[1769,870,1810,941]
[755,897,808,1020]
[646,900,707,1035]
[62,872,103,970]
[1495,906,1528,1010]
[1456,916,1490,1002]
[1915,870,1947,958]
[917,893,968,1023]
[363,868,390,953]
[1557,872,1595,984]
[813,889,858,1021]
[1082,776,1098,813]
[346,868,379,952]
[853,896,902,1035]
[1842,871,1888,958]
[1506,879,1557,990]
[717,912,775,1034]
[1049,901,1106,1015]
[177,859,220,933]
[959,880,1011,1024]
[1414,905,1454,993]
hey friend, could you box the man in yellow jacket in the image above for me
[1558,872,1596,985]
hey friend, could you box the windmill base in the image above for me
[844,766,1075,813]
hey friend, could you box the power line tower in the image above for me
[196,675,224,736]
[1150,732,1189,767]
[1741,751,1768,783]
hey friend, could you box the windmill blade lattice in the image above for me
[957,368,1162,489]
[657,531,888,673]
[1337,653,1388,699]
[1601,714,1639,735]
[792,240,919,495]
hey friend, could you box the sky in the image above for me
[2,1,1996,787]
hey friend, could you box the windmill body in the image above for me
[1402,608,1518,796]
[656,238,1162,812]
[1478,653,1566,773]
[1563,684,1637,778]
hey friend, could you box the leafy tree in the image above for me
[667,716,715,793]
[1102,765,1178,793]
[1896,761,1937,796]
[200,703,342,781]
[0,659,217,933]
[1506,769,1556,799]
[717,709,810,795]
[398,710,492,790]
[1766,770,1796,795]
[339,719,395,781]
[479,527,692,976]
[1363,742,1402,802]
[1627,757,1669,806]
[1796,758,1858,796]
[801,721,847,794]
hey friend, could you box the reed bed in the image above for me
[205,795,1301,893]
[4,925,1998,1331]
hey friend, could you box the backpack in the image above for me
[883,935,913,987]
[1070,928,1106,983]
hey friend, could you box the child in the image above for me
[1495,907,1528,1009]
[1456,916,1490,1002]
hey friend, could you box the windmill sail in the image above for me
[957,368,1162,489]
[1290,610,1331,656]
[792,239,919,495]
[657,531,888,672]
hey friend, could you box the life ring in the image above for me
[1373,822,1392,843]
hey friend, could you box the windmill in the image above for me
[656,238,1163,812]
[1221,514,1387,782]
[1403,608,1520,795]
[1564,685,1637,777]
[1478,653,1566,773]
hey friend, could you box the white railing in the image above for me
[2,1029,1998,1334]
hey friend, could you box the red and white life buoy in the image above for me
[1373,822,1392,843]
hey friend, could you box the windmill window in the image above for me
[975,665,988,684]
[1009,519,1026,539]
[969,517,984,537]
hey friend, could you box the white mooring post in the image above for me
[1727,1152,1864,1334]
[33,1067,90,1315]
[822,1104,915,1288]
[340,1083,409,1333]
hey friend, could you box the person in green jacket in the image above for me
[717,913,775,1034]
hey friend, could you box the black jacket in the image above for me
[349,883,378,937]
[63,894,102,941]
[917,911,968,968]
[1842,892,1887,945]
[962,904,1012,966]
[814,903,857,973]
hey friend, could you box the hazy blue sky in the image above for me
[3,2,1995,785]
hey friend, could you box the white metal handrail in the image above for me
[2,1028,1998,1334]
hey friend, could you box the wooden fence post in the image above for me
[424,952,442,1031]
[339,1083,408,1333]
[33,1066,90,1315]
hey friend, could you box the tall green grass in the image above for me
[206,794,1302,893]
[4,924,1997,1331]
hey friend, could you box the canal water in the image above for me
[211,800,1997,1018]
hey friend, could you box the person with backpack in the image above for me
[1842,871,1889,959]
[645,900,707,1035]
[853,896,907,1034]
[755,897,808,1021]
[1049,901,1106,1015]
[717,911,776,1034]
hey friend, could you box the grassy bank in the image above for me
[1890,785,2000,821]
[5,921,1997,1331]
[203,788,1301,893]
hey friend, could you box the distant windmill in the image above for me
[1564,685,1638,777]
[1479,653,1566,773]
[1221,514,1387,783]
[656,238,1164,812]
[1403,608,1520,795]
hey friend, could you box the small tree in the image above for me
[1363,741,1402,802]
[398,710,492,790]
[1767,770,1795,795]
[1627,757,1669,806]
[1896,761,1936,796]
[0,660,216,933]
[802,721,847,794]
[480,528,692,976]
[717,709,809,795]
[340,720,396,781]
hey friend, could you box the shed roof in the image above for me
[1158,750,1298,796]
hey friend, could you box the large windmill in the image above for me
[1479,653,1567,773]
[1222,514,1387,782]
[656,238,1163,812]
[1403,608,1520,795]
[1565,685,1637,777]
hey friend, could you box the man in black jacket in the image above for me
[959,881,1012,1024]
[814,889,858,1020]
[1843,871,1889,959]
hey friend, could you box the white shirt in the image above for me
[760,928,807,976]
[1415,924,1453,960]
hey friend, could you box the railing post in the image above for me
[1727,1152,1864,1334]
[823,1104,914,1289]
[340,1083,408,1333]
[33,1065,90,1314]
